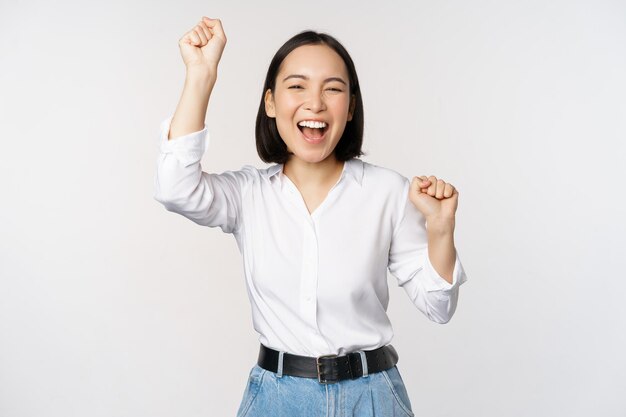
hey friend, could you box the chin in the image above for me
[298,151,337,163]
[285,146,319,158]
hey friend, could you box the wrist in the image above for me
[185,66,217,87]
[425,216,455,235]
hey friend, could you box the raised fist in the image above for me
[178,17,227,72]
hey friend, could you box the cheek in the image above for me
[274,117,292,140]
[329,96,350,115]
[273,103,297,140]
[276,105,303,139]
[341,96,352,110]
[274,93,300,115]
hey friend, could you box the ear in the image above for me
[264,89,276,118]
[347,94,356,121]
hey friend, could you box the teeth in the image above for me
[298,120,327,129]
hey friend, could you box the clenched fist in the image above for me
[179,17,227,72]
[409,175,459,227]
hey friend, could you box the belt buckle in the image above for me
[316,354,338,384]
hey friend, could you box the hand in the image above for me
[178,17,227,72]
[409,175,459,224]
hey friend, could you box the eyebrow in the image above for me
[282,74,347,85]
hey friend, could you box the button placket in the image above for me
[300,221,318,312]
[299,218,327,351]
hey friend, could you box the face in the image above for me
[265,44,356,164]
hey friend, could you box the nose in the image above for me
[304,90,326,112]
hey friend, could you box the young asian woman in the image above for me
[153,16,468,417]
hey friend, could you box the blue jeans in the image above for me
[236,362,415,417]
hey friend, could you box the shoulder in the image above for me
[206,164,266,193]
[228,163,290,189]
[360,159,410,193]
[214,164,271,178]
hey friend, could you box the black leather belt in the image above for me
[257,343,399,384]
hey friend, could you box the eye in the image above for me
[288,85,303,89]
[327,88,343,92]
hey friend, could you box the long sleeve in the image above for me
[153,116,245,234]
[387,177,468,324]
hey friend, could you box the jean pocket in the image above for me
[381,366,415,417]
[236,364,267,417]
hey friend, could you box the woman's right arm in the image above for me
[154,18,245,234]
[169,17,226,139]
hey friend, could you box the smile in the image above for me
[297,120,329,144]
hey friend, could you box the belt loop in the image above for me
[357,351,369,377]
[276,351,285,378]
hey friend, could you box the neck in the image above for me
[283,155,345,188]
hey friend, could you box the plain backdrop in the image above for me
[1,0,625,416]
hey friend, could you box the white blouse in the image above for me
[153,116,468,357]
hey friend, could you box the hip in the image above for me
[236,363,415,417]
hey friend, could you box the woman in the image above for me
[154,16,468,417]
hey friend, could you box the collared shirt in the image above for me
[153,116,468,357]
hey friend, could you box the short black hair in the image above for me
[255,30,365,164]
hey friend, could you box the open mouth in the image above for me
[297,124,329,142]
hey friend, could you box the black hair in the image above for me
[255,30,365,164]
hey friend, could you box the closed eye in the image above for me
[288,85,343,92]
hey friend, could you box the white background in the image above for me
[1,0,625,416]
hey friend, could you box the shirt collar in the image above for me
[261,158,364,188]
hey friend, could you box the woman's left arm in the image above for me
[409,175,459,285]
[387,174,468,324]
[426,222,456,284]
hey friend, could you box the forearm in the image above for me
[426,217,456,284]
[169,68,217,140]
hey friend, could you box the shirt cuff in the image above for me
[423,249,468,293]
[158,116,210,167]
